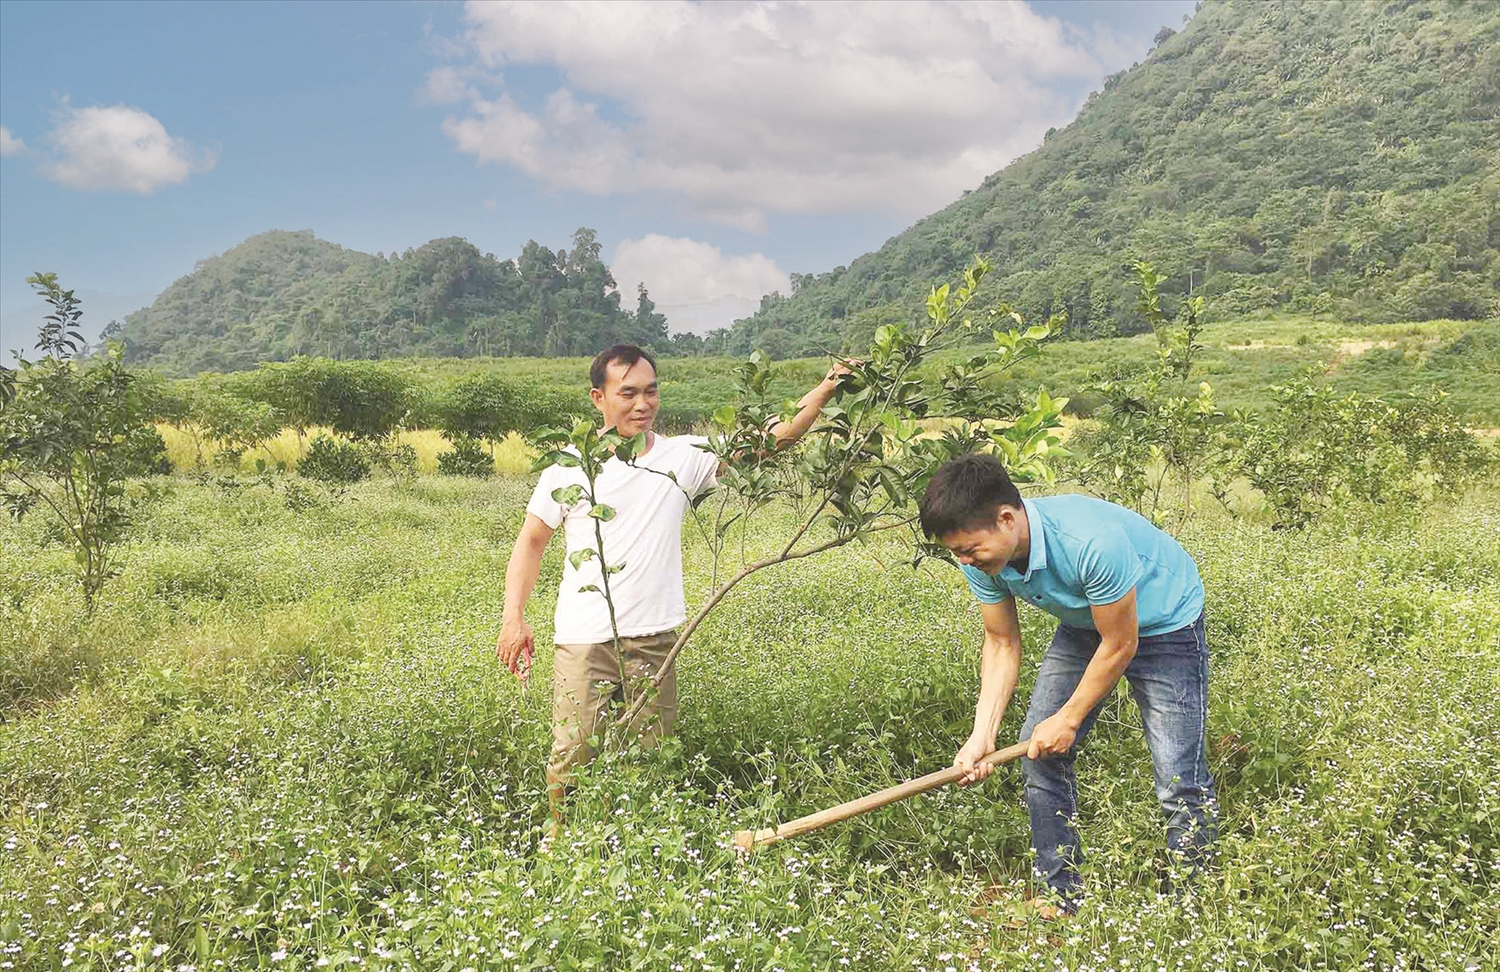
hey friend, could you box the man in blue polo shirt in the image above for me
[919,453,1217,917]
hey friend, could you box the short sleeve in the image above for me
[679,436,720,499]
[1078,526,1144,606]
[961,564,1009,605]
[525,464,569,529]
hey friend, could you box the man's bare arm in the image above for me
[1028,589,1139,760]
[954,596,1023,785]
[768,360,856,449]
[496,513,555,678]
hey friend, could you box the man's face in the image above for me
[938,506,1022,574]
[590,357,660,438]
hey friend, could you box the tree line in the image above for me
[114,228,709,374]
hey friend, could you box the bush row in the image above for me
[131,358,714,480]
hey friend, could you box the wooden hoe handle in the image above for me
[733,740,1030,852]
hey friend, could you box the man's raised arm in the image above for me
[496,512,555,681]
[767,359,857,449]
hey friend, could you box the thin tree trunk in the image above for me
[613,516,912,730]
[612,532,854,730]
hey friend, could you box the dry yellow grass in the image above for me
[156,425,535,476]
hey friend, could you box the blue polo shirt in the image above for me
[960,495,1203,636]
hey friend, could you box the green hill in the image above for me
[725,0,1499,357]
[116,228,676,374]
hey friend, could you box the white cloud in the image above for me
[422,65,482,104]
[612,235,788,334]
[434,1,1109,229]
[42,105,215,193]
[0,127,26,157]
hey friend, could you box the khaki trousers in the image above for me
[546,629,678,790]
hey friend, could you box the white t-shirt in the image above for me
[525,434,719,645]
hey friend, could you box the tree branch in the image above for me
[613,529,855,729]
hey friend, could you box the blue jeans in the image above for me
[1020,614,1217,907]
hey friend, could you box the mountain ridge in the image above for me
[721,0,1499,356]
[115,228,679,374]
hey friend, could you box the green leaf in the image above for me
[588,504,616,521]
[578,584,600,594]
[615,431,648,461]
[875,466,909,506]
[568,548,597,570]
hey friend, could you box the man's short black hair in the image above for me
[589,344,658,390]
[919,453,1023,538]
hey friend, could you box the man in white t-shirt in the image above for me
[496,344,847,828]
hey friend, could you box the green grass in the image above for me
[155,425,537,476]
[2,471,1497,970]
[354,316,1500,428]
[965,316,1500,424]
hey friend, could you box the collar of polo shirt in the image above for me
[999,497,1047,582]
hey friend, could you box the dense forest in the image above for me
[724,0,1499,356]
[115,228,687,374]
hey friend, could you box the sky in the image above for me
[0,0,1196,357]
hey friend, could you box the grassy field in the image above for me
[360,316,1500,427]
[2,470,1496,970]
[160,315,1500,479]
[156,426,537,476]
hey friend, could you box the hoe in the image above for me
[733,740,1030,852]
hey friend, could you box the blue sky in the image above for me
[0,0,1195,357]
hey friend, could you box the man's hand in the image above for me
[953,731,998,786]
[824,358,861,383]
[497,619,535,682]
[767,358,864,451]
[1027,712,1078,761]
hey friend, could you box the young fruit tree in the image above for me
[1076,261,1220,524]
[0,274,160,611]
[529,259,1070,739]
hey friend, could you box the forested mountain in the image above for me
[723,0,1499,357]
[116,228,674,374]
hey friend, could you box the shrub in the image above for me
[436,373,526,444]
[371,441,419,484]
[296,434,370,484]
[0,273,161,611]
[1224,374,1490,528]
[241,359,410,442]
[436,436,495,477]
[191,390,283,470]
[654,404,704,434]
[120,426,174,476]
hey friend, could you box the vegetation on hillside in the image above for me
[727,0,1500,356]
[114,228,682,374]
